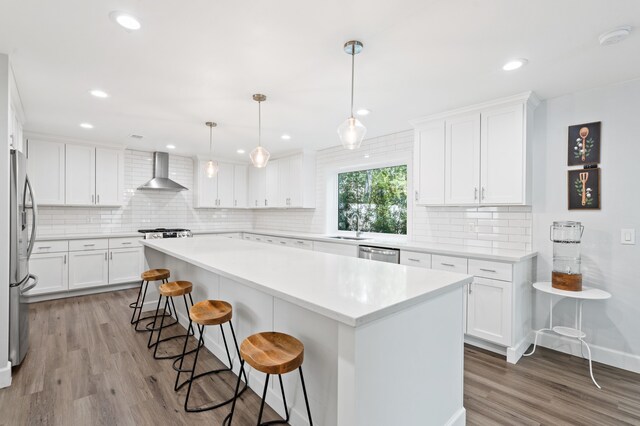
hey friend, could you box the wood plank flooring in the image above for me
[1,289,640,425]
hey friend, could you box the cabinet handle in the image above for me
[441,263,455,267]
[64,254,67,264]
[255,200,258,207]
[474,188,478,201]
[479,268,497,273]
[122,242,132,245]
[97,194,100,204]
[104,252,107,261]
[408,258,420,262]
[482,187,486,200]
[38,246,51,250]
[110,252,113,260]
[469,285,472,294]
[296,241,304,244]
[415,190,419,201]
[265,199,267,206]
[92,194,95,204]
[280,241,286,245]
[84,244,95,247]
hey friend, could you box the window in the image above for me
[338,165,407,235]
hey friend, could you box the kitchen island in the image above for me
[141,235,472,426]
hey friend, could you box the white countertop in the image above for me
[36,228,536,262]
[141,236,472,327]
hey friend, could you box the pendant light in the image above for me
[204,121,219,178]
[337,40,366,150]
[250,94,270,168]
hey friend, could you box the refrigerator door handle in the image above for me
[23,174,38,259]
[20,274,38,295]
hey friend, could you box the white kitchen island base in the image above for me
[142,237,469,426]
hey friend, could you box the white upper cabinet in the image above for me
[249,166,266,208]
[445,113,481,205]
[217,162,235,208]
[414,121,445,205]
[95,148,124,206]
[65,144,96,205]
[233,165,248,208]
[265,159,280,207]
[480,103,525,204]
[27,139,66,205]
[412,92,538,206]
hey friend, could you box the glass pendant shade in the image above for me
[205,159,219,178]
[338,116,366,150]
[250,145,270,168]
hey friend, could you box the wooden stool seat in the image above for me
[189,300,232,326]
[159,281,193,297]
[141,268,170,281]
[240,332,304,375]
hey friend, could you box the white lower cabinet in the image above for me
[466,277,512,346]
[69,250,109,290]
[109,247,143,284]
[26,252,69,295]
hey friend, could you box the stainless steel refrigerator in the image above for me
[9,149,38,366]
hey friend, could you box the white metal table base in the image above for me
[523,296,601,389]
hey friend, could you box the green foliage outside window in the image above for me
[337,165,407,235]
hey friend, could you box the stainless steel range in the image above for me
[138,228,193,239]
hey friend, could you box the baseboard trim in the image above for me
[464,335,507,358]
[0,361,12,389]
[25,282,139,303]
[507,333,533,364]
[536,332,640,374]
[445,407,466,426]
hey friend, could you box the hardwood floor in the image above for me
[1,289,640,425]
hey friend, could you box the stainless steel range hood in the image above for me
[138,152,188,191]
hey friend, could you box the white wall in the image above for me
[35,149,254,236]
[254,131,533,250]
[0,54,12,387]
[532,78,640,372]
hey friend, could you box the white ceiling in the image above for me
[1,0,639,160]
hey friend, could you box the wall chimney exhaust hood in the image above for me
[138,152,188,191]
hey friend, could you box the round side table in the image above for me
[523,281,611,389]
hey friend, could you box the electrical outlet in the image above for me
[621,229,636,245]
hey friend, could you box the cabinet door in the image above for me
[95,148,124,206]
[480,103,525,204]
[277,157,290,206]
[444,113,480,205]
[216,162,235,208]
[66,144,96,205]
[68,250,109,290]
[233,165,248,208]
[466,277,511,346]
[287,155,304,207]
[25,252,69,296]
[415,121,445,205]
[265,160,280,207]
[249,166,266,208]
[195,160,217,208]
[109,247,143,284]
[26,139,66,205]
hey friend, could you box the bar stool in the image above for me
[174,300,248,412]
[225,332,313,426]
[130,269,176,332]
[148,281,199,359]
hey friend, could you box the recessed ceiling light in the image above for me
[281,134,291,140]
[109,11,141,31]
[90,89,109,98]
[356,108,371,116]
[79,123,93,129]
[599,26,632,46]
[237,149,246,154]
[364,154,370,158]
[166,144,176,149]
[502,59,528,71]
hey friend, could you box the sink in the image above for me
[327,236,371,241]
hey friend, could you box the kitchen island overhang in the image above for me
[141,236,472,426]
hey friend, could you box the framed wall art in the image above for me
[568,167,600,210]
[568,121,601,166]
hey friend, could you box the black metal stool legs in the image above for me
[129,279,146,323]
[174,320,248,412]
[132,278,175,332]
[151,294,197,360]
[224,365,313,426]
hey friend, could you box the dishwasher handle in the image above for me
[359,246,399,256]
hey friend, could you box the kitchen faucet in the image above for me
[350,211,362,238]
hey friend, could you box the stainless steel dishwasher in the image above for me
[358,245,400,264]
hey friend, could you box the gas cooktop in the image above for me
[137,228,192,239]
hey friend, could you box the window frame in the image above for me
[328,158,410,240]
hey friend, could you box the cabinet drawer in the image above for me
[469,259,512,282]
[109,237,142,249]
[432,255,468,273]
[69,238,109,251]
[400,251,432,268]
[288,238,313,250]
[33,240,68,254]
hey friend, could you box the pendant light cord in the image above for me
[209,125,213,156]
[258,100,262,147]
[350,49,355,118]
